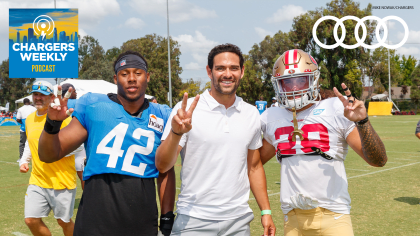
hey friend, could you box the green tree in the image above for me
[78,35,100,71]
[179,79,202,97]
[78,35,114,82]
[410,65,420,113]
[399,55,417,86]
[121,34,183,106]
[247,31,295,101]
[0,59,35,110]
[237,56,264,103]
[106,47,122,63]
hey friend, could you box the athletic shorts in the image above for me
[284,207,353,236]
[171,212,254,236]
[24,184,76,223]
[74,173,158,236]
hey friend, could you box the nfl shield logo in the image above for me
[120,60,126,67]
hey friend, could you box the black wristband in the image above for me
[171,128,182,136]
[160,211,175,236]
[44,116,63,134]
[355,116,369,126]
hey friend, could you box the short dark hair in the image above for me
[61,83,75,95]
[113,50,148,74]
[208,44,244,70]
[23,98,30,105]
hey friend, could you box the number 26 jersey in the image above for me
[73,93,170,180]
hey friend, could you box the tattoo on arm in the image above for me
[357,121,387,167]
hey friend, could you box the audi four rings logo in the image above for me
[312,16,409,49]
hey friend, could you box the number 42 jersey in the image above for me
[73,93,170,180]
[261,97,356,215]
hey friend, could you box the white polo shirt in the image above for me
[162,89,262,220]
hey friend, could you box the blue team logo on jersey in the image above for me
[313,109,325,115]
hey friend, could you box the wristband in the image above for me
[355,116,369,126]
[44,116,63,134]
[171,128,182,136]
[261,210,272,216]
[159,211,175,236]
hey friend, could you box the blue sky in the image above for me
[1,0,419,85]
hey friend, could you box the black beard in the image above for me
[117,81,142,102]
[211,73,240,95]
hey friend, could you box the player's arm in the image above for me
[157,166,176,236]
[19,140,32,173]
[334,83,387,167]
[248,149,276,236]
[156,93,199,173]
[416,133,420,139]
[38,86,88,163]
[39,116,88,163]
[415,124,420,139]
[260,139,276,165]
[16,110,22,123]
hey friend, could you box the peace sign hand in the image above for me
[172,92,200,135]
[333,83,367,122]
[47,85,74,121]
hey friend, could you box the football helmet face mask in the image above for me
[271,49,320,110]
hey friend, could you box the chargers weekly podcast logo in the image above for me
[9,9,78,78]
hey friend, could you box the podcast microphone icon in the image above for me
[33,15,55,41]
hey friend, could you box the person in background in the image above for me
[61,83,86,190]
[255,96,267,115]
[16,98,36,161]
[19,81,79,236]
[416,119,420,139]
[270,97,278,108]
[150,96,158,103]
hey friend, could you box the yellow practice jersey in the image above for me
[26,112,76,190]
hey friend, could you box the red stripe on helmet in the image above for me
[284,50,289,69]
[293,50,298,68]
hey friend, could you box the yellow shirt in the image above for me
[26,112,76,190]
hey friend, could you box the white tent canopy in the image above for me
[0,106,7,111]
[15,79,152,104]
[371,94,388,100]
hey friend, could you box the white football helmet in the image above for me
[271,49,321,110]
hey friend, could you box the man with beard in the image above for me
[19,81,77,236]
[258,49,387,236]
[38,51,176,236]
[156,44,276,236]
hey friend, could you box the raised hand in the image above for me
[47,85,74,121]
[171,92,200,135]
[333,83,367,122]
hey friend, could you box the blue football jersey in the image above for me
[67,99,76,109]
[255,101,267,115]
[73,93,171,180]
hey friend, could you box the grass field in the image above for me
[0,115,419,236]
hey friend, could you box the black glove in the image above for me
[159,211,175,236]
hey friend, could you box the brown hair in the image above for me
[319,89,336,100]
